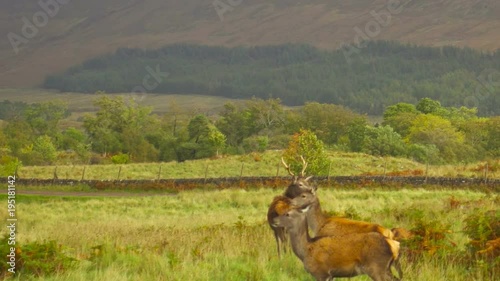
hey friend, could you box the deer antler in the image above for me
[281,157,295,177]
[299,155,308,177]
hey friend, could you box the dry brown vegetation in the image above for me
[2,0,499,88]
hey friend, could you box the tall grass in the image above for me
[0,187,497,280]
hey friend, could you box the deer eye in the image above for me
[286,213,290,217]
[301,194,307,198]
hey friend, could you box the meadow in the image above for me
[0,184,498,281]
[0,88,244,129]
[16,150,500,180]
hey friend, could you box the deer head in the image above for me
[282,156,316,198]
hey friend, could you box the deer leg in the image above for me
[311,272,331,281]
[274,232,282,259]
[280,228,288,254]
[364,263,393,281]
[392,258,403,280]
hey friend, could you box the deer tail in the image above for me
[385,238,400,261]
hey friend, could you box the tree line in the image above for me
[43,41,500,116]
[0,96,498,175]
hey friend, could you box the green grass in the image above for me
[0,186,497,280]
[17,150,499,180]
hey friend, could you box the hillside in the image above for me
[43,42,500,115]
[1,0,500,88]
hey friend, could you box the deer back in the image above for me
[318,217,394,239]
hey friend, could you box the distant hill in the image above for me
[44,42,500,115]
[1,0,500,88]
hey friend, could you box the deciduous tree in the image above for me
[362,125,406,157]
[407,114,466,162]
[283,129,329,175]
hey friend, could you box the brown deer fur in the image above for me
[274,206,400,281]
[306,196,403,279]
[306,197,393,238]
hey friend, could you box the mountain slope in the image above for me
[43,42,500,115]
[1,0,499,88]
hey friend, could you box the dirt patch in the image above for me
[16,190,177,197]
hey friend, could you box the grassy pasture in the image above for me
[0,88,242,114]
[0,88,244,129]
[0,186,498,280]
[18,150,499,180]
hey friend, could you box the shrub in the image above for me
[464,209,499,255]
[463,209,500,278]
[0,236,76,278]
[0,155,21,177]
[283,129,329,175]
[242,136,268,153]
[111,153,130,164]
[405,217,455,261]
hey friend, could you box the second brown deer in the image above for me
[273,205,401,281]
[305,193,403,279]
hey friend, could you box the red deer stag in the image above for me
[267,156,316,258]
[273,205,400,281]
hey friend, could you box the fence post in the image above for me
[425,160,429,183]
[204,164,209,184]
[240,162,244,179]
[484,162,488,183]
[53,166,58,180]
[117,166,122,180]
[327,161,332,185]
[383,158,387,180]
[276,162,280,177]
[14,165,19,179]
[81,166,86,181]
[157,165,162,181]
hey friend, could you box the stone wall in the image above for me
[4,176,498,192]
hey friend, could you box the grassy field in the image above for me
[17,150,499,180]
[0,88,247,130]
[0,185,498,280]
[0,88,243,114]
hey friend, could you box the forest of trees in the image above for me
[43,41,500,116]
[0,96,498,175]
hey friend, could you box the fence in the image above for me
[4,175,499,192]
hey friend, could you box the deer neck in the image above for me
[306,198,326,235]
[287,215,311,262]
